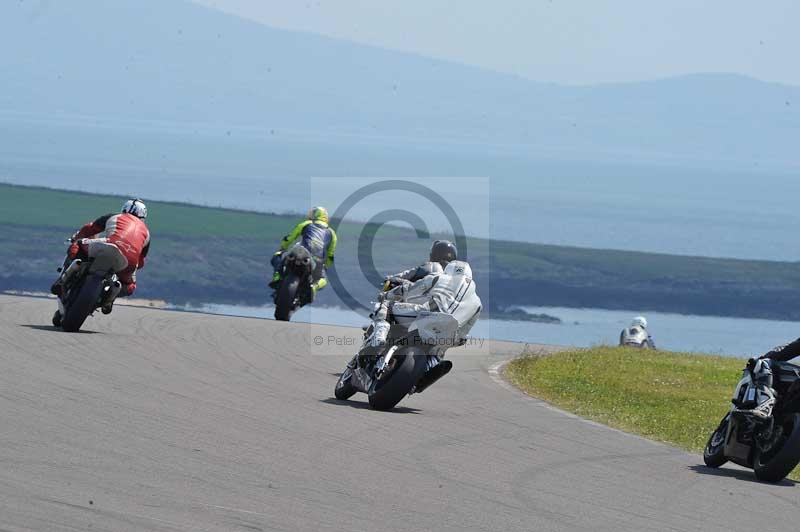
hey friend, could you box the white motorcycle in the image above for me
[334,280,482,411]
[620,325,655,349]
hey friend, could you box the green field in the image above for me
[506,347,799,480]
[4,182,800,320]
[0,184,307,238]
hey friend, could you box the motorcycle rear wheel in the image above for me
[274,273,300,321]
[368,347,427,411]
[61,275,104,332]
[754,413,800,483]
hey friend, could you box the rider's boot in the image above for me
[268,271,281,289]
[269,251,283,289]
[52,258,83,295]
[50,279,64,297]
[101,281,122,315]
[370,320,390,347]
[309,277,327,303]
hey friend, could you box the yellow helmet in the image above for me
[307,206,329,224]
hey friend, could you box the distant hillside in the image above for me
[1,0,798,167]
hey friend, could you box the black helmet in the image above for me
[430,240,458,267]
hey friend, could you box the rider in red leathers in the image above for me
[51,199,151,325]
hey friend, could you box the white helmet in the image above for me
[122,198,148,220]
[631,316,648,329]
[444,260,472,279]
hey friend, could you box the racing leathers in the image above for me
[271,219,337,294]
[761,339,800,363]
[752,338,800,389]
[619,326,656,349]
[739,338,800,419]
[384,261,443,286]
[370,260,481,348]
[54,212,150,312]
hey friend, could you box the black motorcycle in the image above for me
[54,257,119,332]
[703,359,800,482]
[334,321,454,411]
[273,245,316,321]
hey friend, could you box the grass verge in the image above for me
[505,346,799,480]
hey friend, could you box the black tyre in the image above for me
[274,274,300,321]
[52,311,62,328]
[368,347,428,411]
[334,369,357,400]
[754,413,800,483]
[703,414,730,468]
[61,275,104,332]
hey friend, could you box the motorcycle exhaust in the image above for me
[413,360,454,394]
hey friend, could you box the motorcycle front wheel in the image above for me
[334,368,357,400]
[703,413,730,468]
[754,413,800,483]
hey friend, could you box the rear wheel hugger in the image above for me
[274,273,300,321]
[61,275,104,332]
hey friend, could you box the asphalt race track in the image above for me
[0,294,797,531]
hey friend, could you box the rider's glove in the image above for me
[383,276,403,291]
[747,357,759,371]
[123,282,136,296]
[384,281,410,301]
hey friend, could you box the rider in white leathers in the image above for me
[370,260,481,347]
[619,316,657,349]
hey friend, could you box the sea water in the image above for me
[182,302,800,358]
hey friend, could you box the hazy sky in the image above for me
[192,0,798,86]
